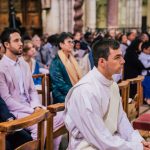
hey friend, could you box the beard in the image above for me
[11,48,23,56]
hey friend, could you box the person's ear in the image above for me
[59,42,63,48]
[98,57,106,67]
[4,42,9,49]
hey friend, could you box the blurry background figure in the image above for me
[23,40,41,86]
[72,40,86,62]
[118,34,128,57]
[42,34,59,69]
[127,31,137,46]
[32,34,48,71]
[139,42,150,105]
[138,33,149,42]
[0,42,5,60]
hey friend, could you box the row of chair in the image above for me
[0,74,66,150]
[0,103,66,150]
[118,76,150,136]
[0,74,146,150]
[118,75,144,120]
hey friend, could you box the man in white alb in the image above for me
[64,39,150,150]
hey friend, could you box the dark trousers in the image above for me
[0,97,32,149]
[6,130,32,150]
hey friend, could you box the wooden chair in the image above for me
[32,74,46,105]
[46,103,67,150]
[118,80,130,116]
[126,76,144,120]
[45,74,53,105]
[0,109,49,150]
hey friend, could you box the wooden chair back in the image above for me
[32,74,46,105]
[126,76,144,119]
[45,74,52,105]
[118,80,130,115]
[0,109,49,150]
[32,74,52,106]
[46,103,67,150]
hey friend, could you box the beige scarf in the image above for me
[58,50,82,85]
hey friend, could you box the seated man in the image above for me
[0,97,32,150]
[0,28,63,150]
[64,39,150,149]
[50,32,82,103]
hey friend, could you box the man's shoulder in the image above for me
[74,72,95,91]
[0,57,8,71]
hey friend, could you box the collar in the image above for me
[3,55,20,66]
[92,67,113,87]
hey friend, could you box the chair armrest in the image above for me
[0,109,49,132]
[127,76,144,83]
[32,74,45,78]
[47,103,65,113]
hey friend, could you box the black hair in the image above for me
[141,41,150,51]
[58,32,73,49]
[92,38,120,67]
[0,28,20,49]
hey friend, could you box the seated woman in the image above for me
[23,40,41,86]
[50,32,82,103]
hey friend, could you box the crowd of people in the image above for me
[0,27,150,149]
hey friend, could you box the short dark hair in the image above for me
[92,38,120,67]
[58,32,73,48]
[141,41,150,51]
[0,28,20,48]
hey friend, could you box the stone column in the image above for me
[147,0,150,29]
[45,0,60,35]
[107,0,118,28]
[84,0,96,31]
[68,0,74,33]
[42,10,47,34]
[126,0,142,29]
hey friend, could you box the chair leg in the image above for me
[46,114,54,150]
[0,132,6,150]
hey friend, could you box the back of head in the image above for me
[141,41,150,51]
[0,28,20,49]
[126,38,142,53]
[23,40,33,53]
[92,38,120,67]
[47,34,59,46]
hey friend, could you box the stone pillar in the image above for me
[63,0,69,32]
[107,0,118,28]
[126,0,142,29]
[118,0,126,27]
[68,0,74,33]
[84,0,96,31]
[42,10,47,34]
[147,0,150,29]
[45,0,60,35]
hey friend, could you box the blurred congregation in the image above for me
[0,0,150,150]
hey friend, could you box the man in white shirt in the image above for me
[64,39,150,150]
[0,28,63,150]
